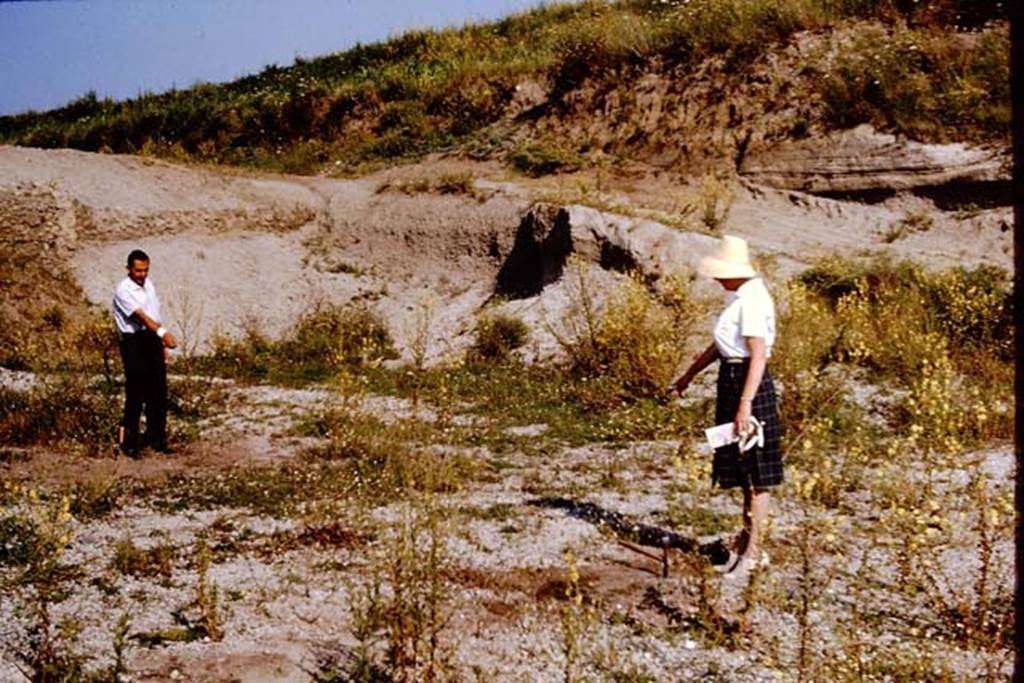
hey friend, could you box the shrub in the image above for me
[557,269,688,403]
[285,303,398,370]
[472,313,530,361]
[509,142,580,177]
[779,256,1013,450]
[795,256,1012,376]
[7,308,119,376]
[0,376,120,454]
[814,22,1009,142]
[197,304,398,385]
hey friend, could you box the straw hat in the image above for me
[698,235,756,279]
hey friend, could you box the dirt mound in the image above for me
[0,140,1013,364]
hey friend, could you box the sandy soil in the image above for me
[0,378,1013,681]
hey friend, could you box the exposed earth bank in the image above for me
[0,129,1011,365]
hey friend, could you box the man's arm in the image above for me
[131,308,178,349]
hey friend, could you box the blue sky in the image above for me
[0,0,563,116]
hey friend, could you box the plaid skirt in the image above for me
[712,360,784,489]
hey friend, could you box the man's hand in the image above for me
[162,332,178,349]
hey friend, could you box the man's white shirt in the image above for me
[113,277,162,334]
[712,277,776,358]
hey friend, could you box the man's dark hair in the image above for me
[127,249,150,267]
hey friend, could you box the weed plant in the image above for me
[882,210,934,243]
[193,536,224,641]
[375,171,479,197]
[110,538,175,580]
[342,498,452,682]
[783,257,1013,442]
[0,484,115,681]
[559,549,595,683]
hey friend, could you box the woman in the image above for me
[672,235,783,576]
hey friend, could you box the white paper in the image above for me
[704,422,738,450]
[705,417,763,452]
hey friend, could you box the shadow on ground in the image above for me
[528,496,732,566]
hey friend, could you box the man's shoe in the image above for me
[117,426,142,458]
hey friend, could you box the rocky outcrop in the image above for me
[496,203,717,299]
[739,124,1009,195]
[0,183,81,258]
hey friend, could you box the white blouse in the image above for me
[713,278,776,358]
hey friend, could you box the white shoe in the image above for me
[713,549,739,574]
[724,550,769,579]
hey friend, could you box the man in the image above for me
[113,249,177,456]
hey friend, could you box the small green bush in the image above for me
[558,271,687,402]
[286,304,398,369]
[111,538,176,579]
[509,142,580,177]
[0,377,120,453]
[197,304,398,385]
[472,313,530,361]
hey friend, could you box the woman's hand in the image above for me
[734,399,753,436]
[672,375,691,395]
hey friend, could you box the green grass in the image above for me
[111,538,176,579]
[190,303,398,386]
[365,361,708,449]
[0,0,1007,174]
[144,462,355,516]
[812,21,1009,142]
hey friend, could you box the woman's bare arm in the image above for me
[734,336,767,432]
[672,342,720,394]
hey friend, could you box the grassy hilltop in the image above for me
[0,0,1009,175]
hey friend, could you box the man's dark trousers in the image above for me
[119,330,168,453]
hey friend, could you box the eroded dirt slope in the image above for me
[0,134,1012,363]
